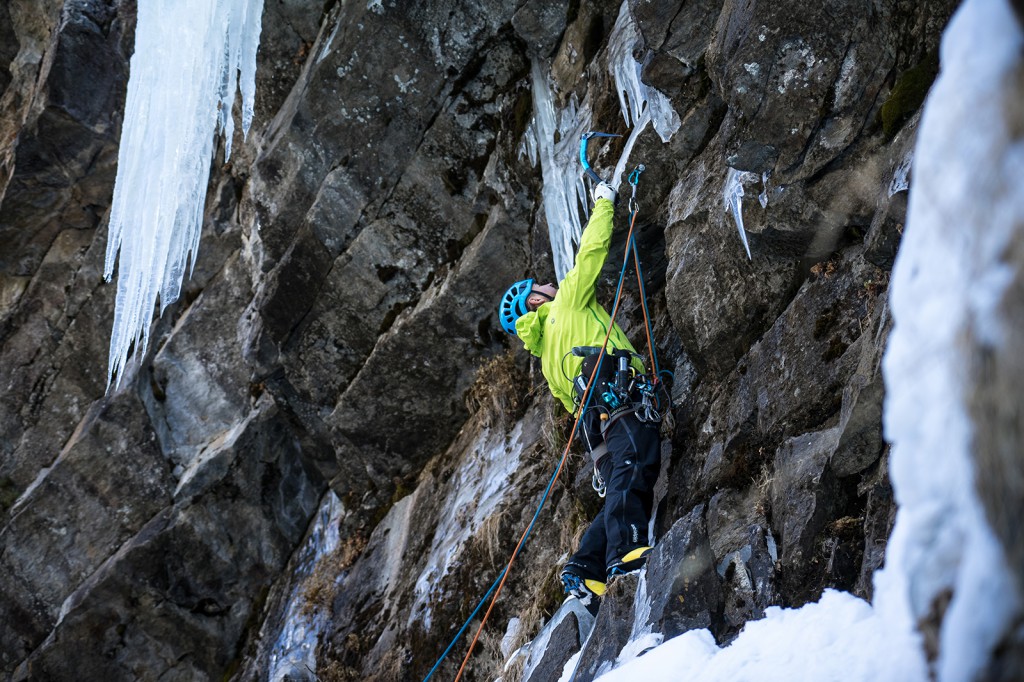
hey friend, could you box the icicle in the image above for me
[612,108,652,189]
[724,168,754,260]
[316,9,343,65]
[518,118,539,168]
[606,1,680,143]
[758,171,770,208]
[104,0,264,387]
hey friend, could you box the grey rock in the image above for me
[512,0,570,58]
[706,486,766,561]
[0,391,172,671]
[572,573,639,682]
[706,487,779,632]
[771,428,839,572]
[726,141,778,174]
[0,0,129,275]
[521,599,593,682]
[854,455,894,600]
[143,253,252,469]
[663,208,803,377]
[691,255,888,495]
[632,0,724,79]
[643,504,722,638]
[14,400,321,680]
[323,201,529,497]
[718,524,777,636]
[864,189,907,270]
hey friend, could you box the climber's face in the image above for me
[527,283,557,311]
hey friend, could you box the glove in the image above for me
[592,181,617,205]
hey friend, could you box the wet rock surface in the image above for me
[5,0,1019,680]
[572,573,639,682]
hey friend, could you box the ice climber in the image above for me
[498,182,662,613]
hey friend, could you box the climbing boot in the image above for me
[560,570,606,616]
[607,546,653,577]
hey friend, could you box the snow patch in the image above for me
[595,590,925,682]
[881,0,1023,678]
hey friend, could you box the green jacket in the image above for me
[516,198,643,414]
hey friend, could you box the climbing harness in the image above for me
[571,343,665,499]
[427,134,666,682]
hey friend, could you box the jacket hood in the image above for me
[515,305,548,357]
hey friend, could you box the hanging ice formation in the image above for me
[607,0,680,144]
[523,0,679,280]
[889,150,913,196]
[103,0,263,386]
[723,168,755,260]
[527,60,592,281]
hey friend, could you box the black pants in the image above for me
[564,411,661,581]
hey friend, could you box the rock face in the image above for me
[2,0,1020,680]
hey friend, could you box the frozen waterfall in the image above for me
[104,0,263,386]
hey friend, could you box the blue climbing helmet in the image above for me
[499,278,533,335]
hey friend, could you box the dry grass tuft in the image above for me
[465,352,531,429]
[301,533,368,618]
[316,660,360,682]
[472,623,509,682]
[480,508,510,568]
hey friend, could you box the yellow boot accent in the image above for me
[621,546,652,563]
[584,579,607,596]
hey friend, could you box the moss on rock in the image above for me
[880,51,940,136]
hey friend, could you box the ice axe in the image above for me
[579,131,621,184]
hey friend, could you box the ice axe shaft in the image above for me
[579,131,621,184]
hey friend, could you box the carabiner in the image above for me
[628,164,645,214]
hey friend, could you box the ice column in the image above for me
[523,1,680,280]
[104,0,263,386]
[880,0,1023,679]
